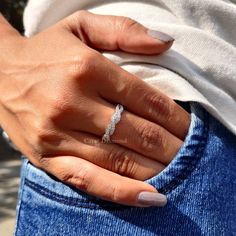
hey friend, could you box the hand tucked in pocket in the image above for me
[0,11,190,207]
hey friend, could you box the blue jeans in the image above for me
[14,103,236,236]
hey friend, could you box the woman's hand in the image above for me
[0,11,190,207]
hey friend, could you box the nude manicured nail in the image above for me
[147,29,175,43]
[137,192,167,207]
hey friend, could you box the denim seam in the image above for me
[14,159,29,235]
[160,106,209,194]
[24,178,128,210]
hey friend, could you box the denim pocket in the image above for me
[20,159,126,210]
[146,102,209,194]
[15,103,236,236]
[18,103,208,210]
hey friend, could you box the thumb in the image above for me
[62,10,174,55]
[45,156,167,207]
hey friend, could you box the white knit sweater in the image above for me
[24,0,236,135]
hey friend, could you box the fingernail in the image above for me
[147,29,174,43]
[137,192,167,207]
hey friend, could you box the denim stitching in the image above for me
[25,178,128,210]
[14,158,29,235]
[159,106,209,194]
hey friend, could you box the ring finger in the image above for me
[72,100,183,165]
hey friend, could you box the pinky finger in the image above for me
[44,155,167,207]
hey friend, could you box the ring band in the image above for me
[102,104,124,143]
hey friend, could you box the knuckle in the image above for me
[67,56,83,77]
[68,51,102,87]
[109,184,123,203]
[117,16,139,32]
[37,156,50,169]
[24,151,46,169]
[138,122,164,153]
[30,121,50,147]
[46,90,75,125]
[35,128,50,146]
[80,51,99,70]
[71,167,91,191]
[144,92,173,121]
[68,55,89,77]
[65,10,88,29]
[72,10,89,19]
[60,167,91,191]
[107,149,136,177]
[57,168,73,183]
[68,51,99,78]
[115,17,139,47]
[50,97,74,119]
[30,120,64,154]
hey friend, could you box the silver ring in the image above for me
[102,104,124,143]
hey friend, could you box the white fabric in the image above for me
[24,0,236,135]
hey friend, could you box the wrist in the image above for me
[0,15,26,75]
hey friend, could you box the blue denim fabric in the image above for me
[14,103,236,236]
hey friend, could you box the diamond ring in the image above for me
[102,104,124,143]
